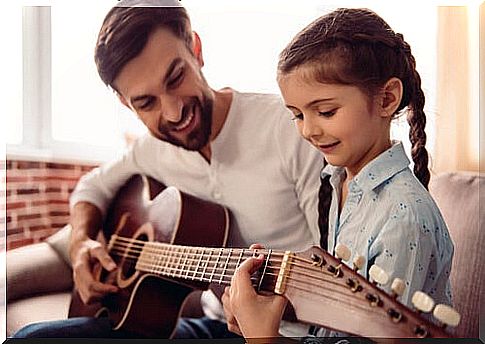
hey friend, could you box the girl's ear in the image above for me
[380,77,403,118]
[192,31,204,67]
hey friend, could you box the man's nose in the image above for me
[160,95,184,123]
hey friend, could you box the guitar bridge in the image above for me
[274,251,292,295]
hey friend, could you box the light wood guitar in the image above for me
[68,174,455,339]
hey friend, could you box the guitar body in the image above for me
[68,174,230,338]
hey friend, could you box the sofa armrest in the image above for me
[6,241,73,302]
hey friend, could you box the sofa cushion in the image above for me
[46,224,72,267]
[6,242,73,302]
[429,172,484,338]
[6,292,71,337]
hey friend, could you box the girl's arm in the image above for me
[221,246,287,340]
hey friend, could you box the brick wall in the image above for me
[2,159,97,250]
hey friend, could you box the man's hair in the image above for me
[95,1,192,89]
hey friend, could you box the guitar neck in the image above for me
[109,234,280,290]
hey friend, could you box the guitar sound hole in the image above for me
[120,233,148,280]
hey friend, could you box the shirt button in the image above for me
[213,190,222,199]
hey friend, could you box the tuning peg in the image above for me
[391,278,405,298]
[353,255,365,271]
[412,291,435,313]
[369,264,389,285]
[433,304,461,327]
[335,243,351,261]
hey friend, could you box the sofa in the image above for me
[5,172,484,338]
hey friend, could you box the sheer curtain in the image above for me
[434,5,481,173]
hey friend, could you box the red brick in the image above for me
[48,210,70,217]
[32,176,80,182]
[16,188,40,195]
[16,161,43,169]
[6,176,31,183]
[6,201,26,210]
[6,226,24,235]
[45,162,77,170]
[7,237,35,250]
[50,222,68,229]
[45,187,62,193]
[28,224,49,232]
[17,213,42,221]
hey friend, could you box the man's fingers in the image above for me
[90,246,117,271]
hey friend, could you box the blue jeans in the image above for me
[12,316,243,339]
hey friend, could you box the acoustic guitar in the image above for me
[68,174,457,339]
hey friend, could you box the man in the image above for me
[14,0,322,338]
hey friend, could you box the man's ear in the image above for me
[379,77,403,118]
[192,31,204,67]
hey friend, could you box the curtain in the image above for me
[434,5,481,173]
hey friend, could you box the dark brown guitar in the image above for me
[69,174,456,339]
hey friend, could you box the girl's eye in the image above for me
[318,109,337,117]
[291,113,304,121]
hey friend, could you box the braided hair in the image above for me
[277,8,430,246]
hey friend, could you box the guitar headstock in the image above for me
[257,245,458,339]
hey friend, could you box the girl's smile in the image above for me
[278,65,393,179]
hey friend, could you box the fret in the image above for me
[200,248,213,282]
[171,246,178,277]
[210,248,223,283]
[219,248,233,284]
[235,248,245,273]
[155,244,164,275]
[166,245,173,276]
[192,248,204,281]
[184,248,194,279]
[258,249,272,292]
[179,247,187,278]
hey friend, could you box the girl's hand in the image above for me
[222,244,287,339]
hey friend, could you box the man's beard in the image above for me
[155,95,213,151]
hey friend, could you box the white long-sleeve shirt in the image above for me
[70,90,322,335]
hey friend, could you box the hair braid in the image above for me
[318,160,332,251]
[399,37,431,189]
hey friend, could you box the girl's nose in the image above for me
[301,115,323,141]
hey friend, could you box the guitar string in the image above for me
[107,247,388,319]
[97,235,426,332]
[107,241,387,315]
[108,238,356,290]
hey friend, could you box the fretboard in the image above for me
[108,234,283,290]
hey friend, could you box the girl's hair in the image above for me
[277,8,430,247]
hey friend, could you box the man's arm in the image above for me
[69,201,118,305]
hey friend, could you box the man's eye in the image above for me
[167,69,184,88]
[138,98,155,110]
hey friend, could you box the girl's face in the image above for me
[278,66,392,178]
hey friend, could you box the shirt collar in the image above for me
[321,141,410,192]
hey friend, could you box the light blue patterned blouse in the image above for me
[315,141,454,337]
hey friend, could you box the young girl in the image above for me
[222,8,454,339]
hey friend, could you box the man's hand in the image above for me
[71,237,118,304]
[69,201,118,305]
[222,244,287,339]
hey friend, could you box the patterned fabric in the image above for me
[315,141,454,337]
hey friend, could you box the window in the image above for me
[6,1,439,164]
